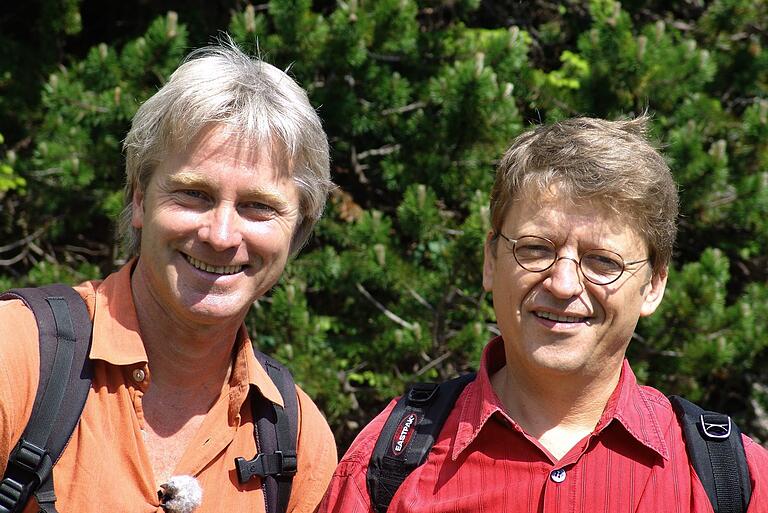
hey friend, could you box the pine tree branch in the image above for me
[0,247,28,266]
[62,244,111,257]
[355,282,417,330]
[407,286,434,311]
[381,102,426,116]
[350,145,369,184]
[0,225,47,253]
[414,351,451,377]
[356,144,401,160]
[367,52,403,62]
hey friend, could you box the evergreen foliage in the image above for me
[1,0,767,449]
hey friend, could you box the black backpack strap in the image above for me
[0,285,93,513]
[234,351,298,513]
[669,395,751,513]
[367,372,475,513]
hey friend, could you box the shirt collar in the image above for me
[451,337,669,461]
[452,337,513,460]
[597,359,670,461]
[232,326,284,408]
[84,260,284,408]
[87,260,148,365]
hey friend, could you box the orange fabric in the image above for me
[0,263,337,513]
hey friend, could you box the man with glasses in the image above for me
[318,116,768,512]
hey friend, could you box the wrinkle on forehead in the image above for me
[169,124,293,181]
[513,179,643,224]
[507,186,648,256]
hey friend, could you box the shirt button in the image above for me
[132,368,146,382]
[550,468,566,483]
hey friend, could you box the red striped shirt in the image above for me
[318,337,768,513]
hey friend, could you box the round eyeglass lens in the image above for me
[512,236,557,272]
[580,249,625,284]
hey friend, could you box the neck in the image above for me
[491,361,622,459]
[130,269,243,390]
[141,324,237,390]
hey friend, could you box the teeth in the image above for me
[536,311,586,323]
[185,255,243,275]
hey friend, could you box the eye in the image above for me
[515,243,555,260]
[582,251,623,275]
[240,201,278,219]
[173,189,211,208]
[180,189,209,201]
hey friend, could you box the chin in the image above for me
[175,291,252,322]
[185,305,250,327]
[528,347,591,375]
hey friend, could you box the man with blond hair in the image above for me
[0,42,336,513]
[319,116,768,512]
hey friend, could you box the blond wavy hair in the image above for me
[120,40,332,256]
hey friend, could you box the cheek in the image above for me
[494,276,536,321]
[245,223,295,255]
[154,209,203,235]
[592,290,630,324]
[510,274,542,304]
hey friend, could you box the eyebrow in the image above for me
[165,171,292,210]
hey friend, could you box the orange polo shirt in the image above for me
[0,263,337,513]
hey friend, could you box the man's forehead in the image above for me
[507,185,617,220]
[502,189,643,245]
[163,124,291,176]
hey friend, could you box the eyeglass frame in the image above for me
[494,233,650,286]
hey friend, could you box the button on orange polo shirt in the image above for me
[0,263,337,513]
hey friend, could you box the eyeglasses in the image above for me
[496,234,649,286]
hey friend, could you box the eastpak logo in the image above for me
[391,412,420,455]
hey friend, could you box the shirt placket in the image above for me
[128,364,150,428]
[541,462,576,513]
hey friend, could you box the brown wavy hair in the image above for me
[489,115,679,274]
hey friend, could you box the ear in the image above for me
[131,187,145,229]
[482,231,497,292]
[639,266,668,317]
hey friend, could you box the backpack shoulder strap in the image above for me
[367,372,475,513]
[234,350,298,513]
[0,285,93,513]
[669,395,752,513]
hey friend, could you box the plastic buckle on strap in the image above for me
[407,383,439,405]
[8,439,47,474]
[700,414,731,439]
[0,477,25,512]
[235,451,298,483]
[279,450,298,476]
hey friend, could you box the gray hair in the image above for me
[490,115,679,273]
[120,40,332,256]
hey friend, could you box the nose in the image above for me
[544,255,584,298]
[199,203,243,250]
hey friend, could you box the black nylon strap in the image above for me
[29,298,76,442]
[670,395,751,513]
[261,358,297,513]
[234,351,297,513]
[708,438,744,512]
[0,286,93,513]
[33,480,58,513]
[367,373,475,513]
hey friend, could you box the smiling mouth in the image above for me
[534,311,588,323]
[184,254,244,275]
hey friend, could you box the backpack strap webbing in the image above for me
[0,285,93,513]
[669,395,751,513]
[234,351,298,513]
[367,372,475,513]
